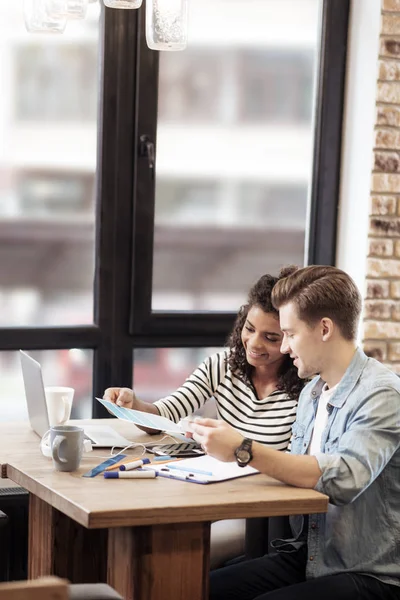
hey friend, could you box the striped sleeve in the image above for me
[154,352,224,422]
[214,371,298,450]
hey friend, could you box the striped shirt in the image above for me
[154,350,298,450]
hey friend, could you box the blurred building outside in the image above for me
[0,0,320,419]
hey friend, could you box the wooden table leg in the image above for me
[107,521,211,600]
[29,495,210,599]
[28,494,107,583]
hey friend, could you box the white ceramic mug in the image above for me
[45,386,75,427]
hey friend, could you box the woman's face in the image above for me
[241,306,285,372]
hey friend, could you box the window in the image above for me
[133,0,349,339]
[15,45,97,122]
[151,0,320,313]
[240,50,314,123]
[0,0,349,420]
[158,51,225,123]
[0,4,98,330]
[159,47,315,126]
[155,180,219,223]
[152,181,308,311]
[133,347,221,418]
[17,171,94,215]
[238,184,308,227]
[0,349,92,421]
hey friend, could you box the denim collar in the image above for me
[310,347,367,409]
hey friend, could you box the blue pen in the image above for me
[166,464,213,476]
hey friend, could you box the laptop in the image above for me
[20,350,133,448]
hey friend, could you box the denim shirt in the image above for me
[289,348,400,585]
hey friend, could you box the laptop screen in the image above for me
[20,350,50,437]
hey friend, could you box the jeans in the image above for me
[209,545,400,600]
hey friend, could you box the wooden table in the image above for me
[0,420,328,600]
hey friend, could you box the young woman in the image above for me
[104,267,304,450]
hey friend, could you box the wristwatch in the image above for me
[234,438,253,468]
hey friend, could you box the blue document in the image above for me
[96,398,184,433]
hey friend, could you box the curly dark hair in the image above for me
[226,266,304,401]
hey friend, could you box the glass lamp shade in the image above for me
[103,0,143,8]
[24,0,67,32]
[46,0,89,19]
[145,0,188,51]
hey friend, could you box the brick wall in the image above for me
[364,0,400,372]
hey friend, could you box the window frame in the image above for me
[129,0,350,340]
[0,0,349,419]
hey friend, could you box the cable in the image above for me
[108,434,179,457]
[40,431,180,460]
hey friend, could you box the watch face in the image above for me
[235,438,253,466]
[236,449,251,463]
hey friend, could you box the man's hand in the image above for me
[190,418,243,462]
[103,387,136,409]
[191,417,322,488]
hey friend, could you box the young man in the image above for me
[190,265,400,600]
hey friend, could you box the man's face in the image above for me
[279,301,324,379]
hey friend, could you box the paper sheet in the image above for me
[96,398,184,433]
[147,454,259,484]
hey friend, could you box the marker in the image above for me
[166,464,213,476]
[104,470,157,479]
[119,458,150,471]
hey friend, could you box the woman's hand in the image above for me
[103,387,136,409]
[103,387,161,434]
[190,418,243,462]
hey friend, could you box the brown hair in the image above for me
[271,265,361,341]
[226,266,304,400]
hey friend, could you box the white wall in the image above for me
[336,0,381,303]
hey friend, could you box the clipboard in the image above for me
[146,455,259,485]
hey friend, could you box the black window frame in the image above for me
[130,0,349,340]
[0,0,349,420]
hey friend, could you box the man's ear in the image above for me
[321,318,334,341]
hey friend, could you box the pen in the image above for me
[150,457,183,465]
[166,464,213,476]
[104,470,157,479]
[105,456,181,472]
[105,457,135,471]
[119,458,150,471]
